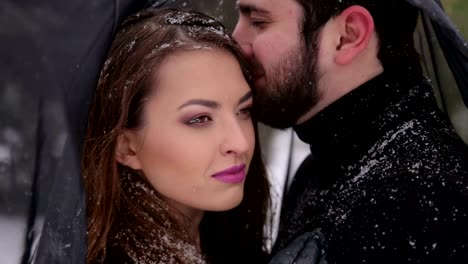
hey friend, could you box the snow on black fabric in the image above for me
[276,73,468,263]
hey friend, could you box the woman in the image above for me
[81,8,271,264]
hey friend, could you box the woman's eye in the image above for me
[237,106,253,119]
[186,115,213,126]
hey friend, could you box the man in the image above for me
[234,0,468,263]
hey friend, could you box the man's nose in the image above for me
[233,22,254,59]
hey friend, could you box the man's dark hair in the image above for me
[295,0,422,79]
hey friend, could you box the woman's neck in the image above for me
[185,209,204,251]
[166,198,204,250]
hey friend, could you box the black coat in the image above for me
[274,73,468,263]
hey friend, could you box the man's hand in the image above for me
[269,229,328,264]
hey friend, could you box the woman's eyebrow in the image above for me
[177,91,252,109]
[178,99,220,110]
[238,91,252,105]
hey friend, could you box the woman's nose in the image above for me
[220,121,251,156]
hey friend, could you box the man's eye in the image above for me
[186,115,213,126]
[250,20,267,28]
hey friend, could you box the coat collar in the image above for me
[294,72,433,162]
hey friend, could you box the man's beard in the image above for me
[253,41,321,129]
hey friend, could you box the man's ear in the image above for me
[115,131,142,170]
[334,5,375,65]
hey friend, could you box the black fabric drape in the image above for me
[0,1,190,263]
[407,0,468,108]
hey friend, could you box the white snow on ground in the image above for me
[0,144,11,164]
[0,215,26,264]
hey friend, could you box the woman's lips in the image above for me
[212,164,246,184]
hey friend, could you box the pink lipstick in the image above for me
[212,164,246,184]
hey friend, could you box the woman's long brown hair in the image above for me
[82,8,271,263]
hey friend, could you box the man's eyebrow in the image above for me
[238,91,253,105]
[235,3,270,15]
[178,99,220,110]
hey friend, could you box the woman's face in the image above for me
[120,49,255,217]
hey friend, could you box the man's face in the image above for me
[234,0,322,128]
